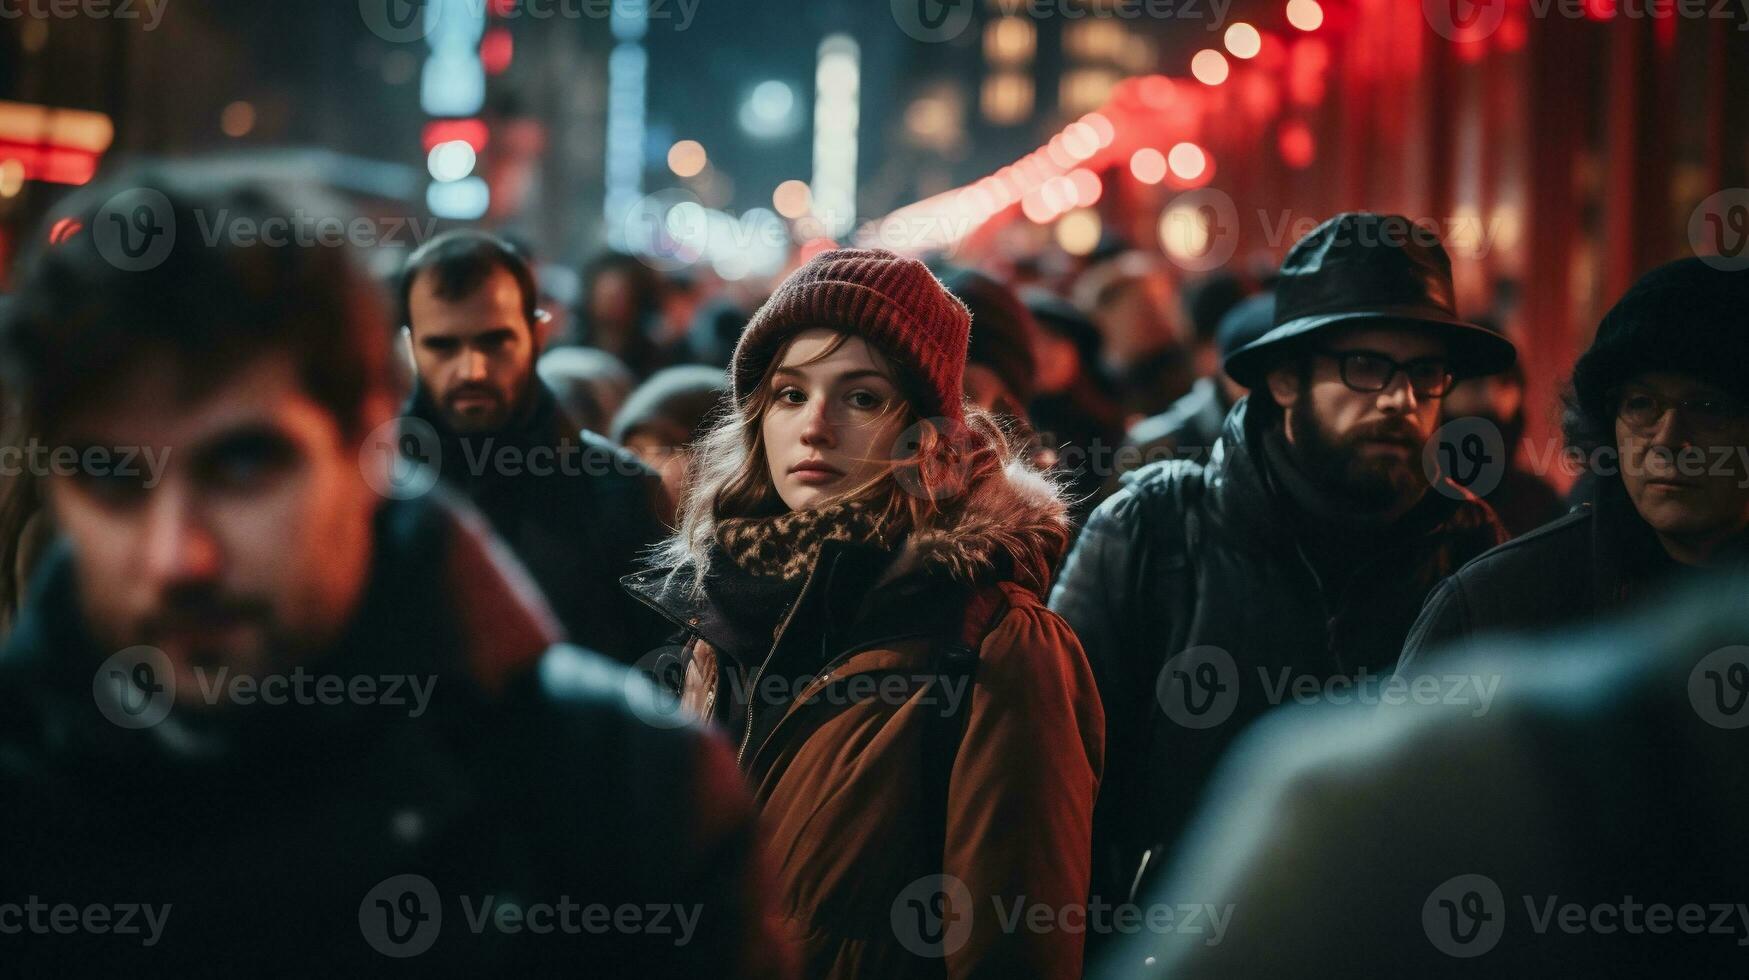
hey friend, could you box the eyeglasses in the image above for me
[1314,349,1454,398]
[1614,388,1749,434]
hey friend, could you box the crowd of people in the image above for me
[1,162,1745,977]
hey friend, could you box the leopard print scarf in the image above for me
[715,498,909,583]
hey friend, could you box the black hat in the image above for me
[1571,257,1749,425]
[1223,212,1516,388]
[942,267,1038,406]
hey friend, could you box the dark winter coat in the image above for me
[623,463,1105,980]
[1048,397,1505,911]
[403,380,673,663]
[1399,478,1748,672]
[0,493,789,977]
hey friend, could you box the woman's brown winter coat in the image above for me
[623,462,1105,979]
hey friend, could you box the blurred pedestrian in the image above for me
[0,169,790,978]
[613,364,729,523]
[623,248,1103,979]
[941,267,1038,425]
[399,230,672,663]
[538,344,637,436]
[1050,213,1514,929]
[1400,258,1749,666]
[575,251,676,379]
[1022,287,1128,530]
[1076,253,1193,420]
[1123,291,1275,469]
[1433,317,1565,537]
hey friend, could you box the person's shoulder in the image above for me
[1450,506,1593,583]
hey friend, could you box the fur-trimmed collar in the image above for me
[875,458,1072,600]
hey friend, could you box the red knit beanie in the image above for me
[730,248,972,423]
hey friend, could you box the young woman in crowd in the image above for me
[624,248,1104,979]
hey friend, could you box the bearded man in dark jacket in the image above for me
[1400,258,1749,670]
[398,231,672,664]
[1049,213,1514,924]
[0,171,789,978]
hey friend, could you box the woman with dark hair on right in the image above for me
[624,248,1104,979]
[1399,258,1749,668]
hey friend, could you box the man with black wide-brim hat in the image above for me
[1050,212,1514,932]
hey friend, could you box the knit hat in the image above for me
[730,248,972,423]
[1572,257,1749,426]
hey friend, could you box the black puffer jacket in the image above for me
[1048,398,1504,910]
[0,494,789,978]
[403,381,673,663]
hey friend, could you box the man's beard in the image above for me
[437,362,536,434]
[1286,409,1430,514]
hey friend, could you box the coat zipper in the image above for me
[736,554,839,767]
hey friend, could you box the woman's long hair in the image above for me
[649,331,1051,597]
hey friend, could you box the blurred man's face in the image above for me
[407,267,542,433]
[49,355,387,701]
[625,425,692,514]
[1614,371,1749,561]
[1269,325,1449,514]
